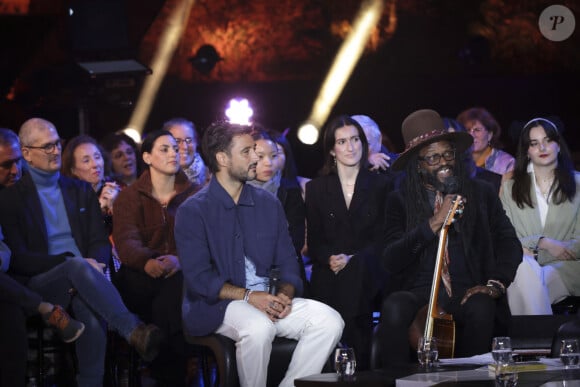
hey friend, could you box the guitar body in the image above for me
[409,305,456,359]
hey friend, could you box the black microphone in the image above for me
[443,176,460,195]
[269,265,281,295]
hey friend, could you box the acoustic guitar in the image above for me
[409,195,464,359]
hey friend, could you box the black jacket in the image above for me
[0,172,111,279]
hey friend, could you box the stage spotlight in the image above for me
[189,44,222,74]
[300,0,384,145]
[127,0,195,135]
[122,127,142,144]
[297,122,319,145]
[226,98,254,125]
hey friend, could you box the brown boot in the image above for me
[43,305,85,343]
[129,323,163,362]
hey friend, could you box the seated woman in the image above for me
[113,130,199,386]
[457,107,515,184]
[61,135,120,234]
[500,117,580,315]
[248,128,308,294]
[305,115,392,370]
[101,132,141,187]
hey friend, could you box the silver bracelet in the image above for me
[243,289,253,303]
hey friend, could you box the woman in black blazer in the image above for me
[305,115,392,371]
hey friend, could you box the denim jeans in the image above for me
[27,257,139,387]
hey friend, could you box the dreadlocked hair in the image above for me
[402,150,477,232]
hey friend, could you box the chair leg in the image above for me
[199,347,213,386]
[36,324,45,386]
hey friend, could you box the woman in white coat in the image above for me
[500,117,580,315]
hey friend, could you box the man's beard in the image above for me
[419,165,459,194]
[229,163,257,183]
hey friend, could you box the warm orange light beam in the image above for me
[127,0,195,135]
[299,0,384,144]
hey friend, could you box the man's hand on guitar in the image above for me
[460,285,501,305]
[429,194,464,234]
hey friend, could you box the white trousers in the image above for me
[216,297,344,387]
[507,255,570,315]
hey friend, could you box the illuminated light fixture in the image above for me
[127,0,196,135]
[300,0,384,144]
[226,98,254,125]
[297,122,319,145]
[122,128,142,144]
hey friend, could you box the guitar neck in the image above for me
[424,223,451,339]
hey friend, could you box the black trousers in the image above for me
[115,267,187,386]
[378,290,496,367]
[0,272,42,387]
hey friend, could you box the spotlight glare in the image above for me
[297,123,319,145]
[226,98,254,125]
[123,128,142,144]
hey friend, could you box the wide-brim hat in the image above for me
[391,109,473,171]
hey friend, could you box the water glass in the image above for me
[495,360,518,387]
[492,336,513,364]
[560,339,580,369]
[417,336,438,367]
[334,347,356,377]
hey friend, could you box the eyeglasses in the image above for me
[24,140,62,154]
[174,137,194,146]
[418,150,456,166]
[0,156,22,170]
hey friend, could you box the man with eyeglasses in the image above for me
[376,109,521,367]
[163,117,209,186]
[0,128,24,189]
[0,118,164,386]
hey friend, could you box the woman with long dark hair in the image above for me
[305,115,391,370]
[500,118,580,315]
[113,130,199,385]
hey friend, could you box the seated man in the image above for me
[0,224,85,387]
[0,118,163,387]
[175,121,344,387]
[378,109,521,366]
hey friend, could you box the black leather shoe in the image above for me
[129,323,164,362]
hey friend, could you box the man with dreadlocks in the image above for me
[377,109,521,366]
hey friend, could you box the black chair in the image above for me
[27,315,77,386]
[552,296,580,315]
[184,333,298,387]
[550,316,580,358]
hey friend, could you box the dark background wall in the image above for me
[1,0,578,177]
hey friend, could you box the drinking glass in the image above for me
[334,347,356,377]
[492,336,513,364]
[417,336,438,368]
[560,339,580,369]
[495,360,518,387]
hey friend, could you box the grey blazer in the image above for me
[500,172,580,294]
